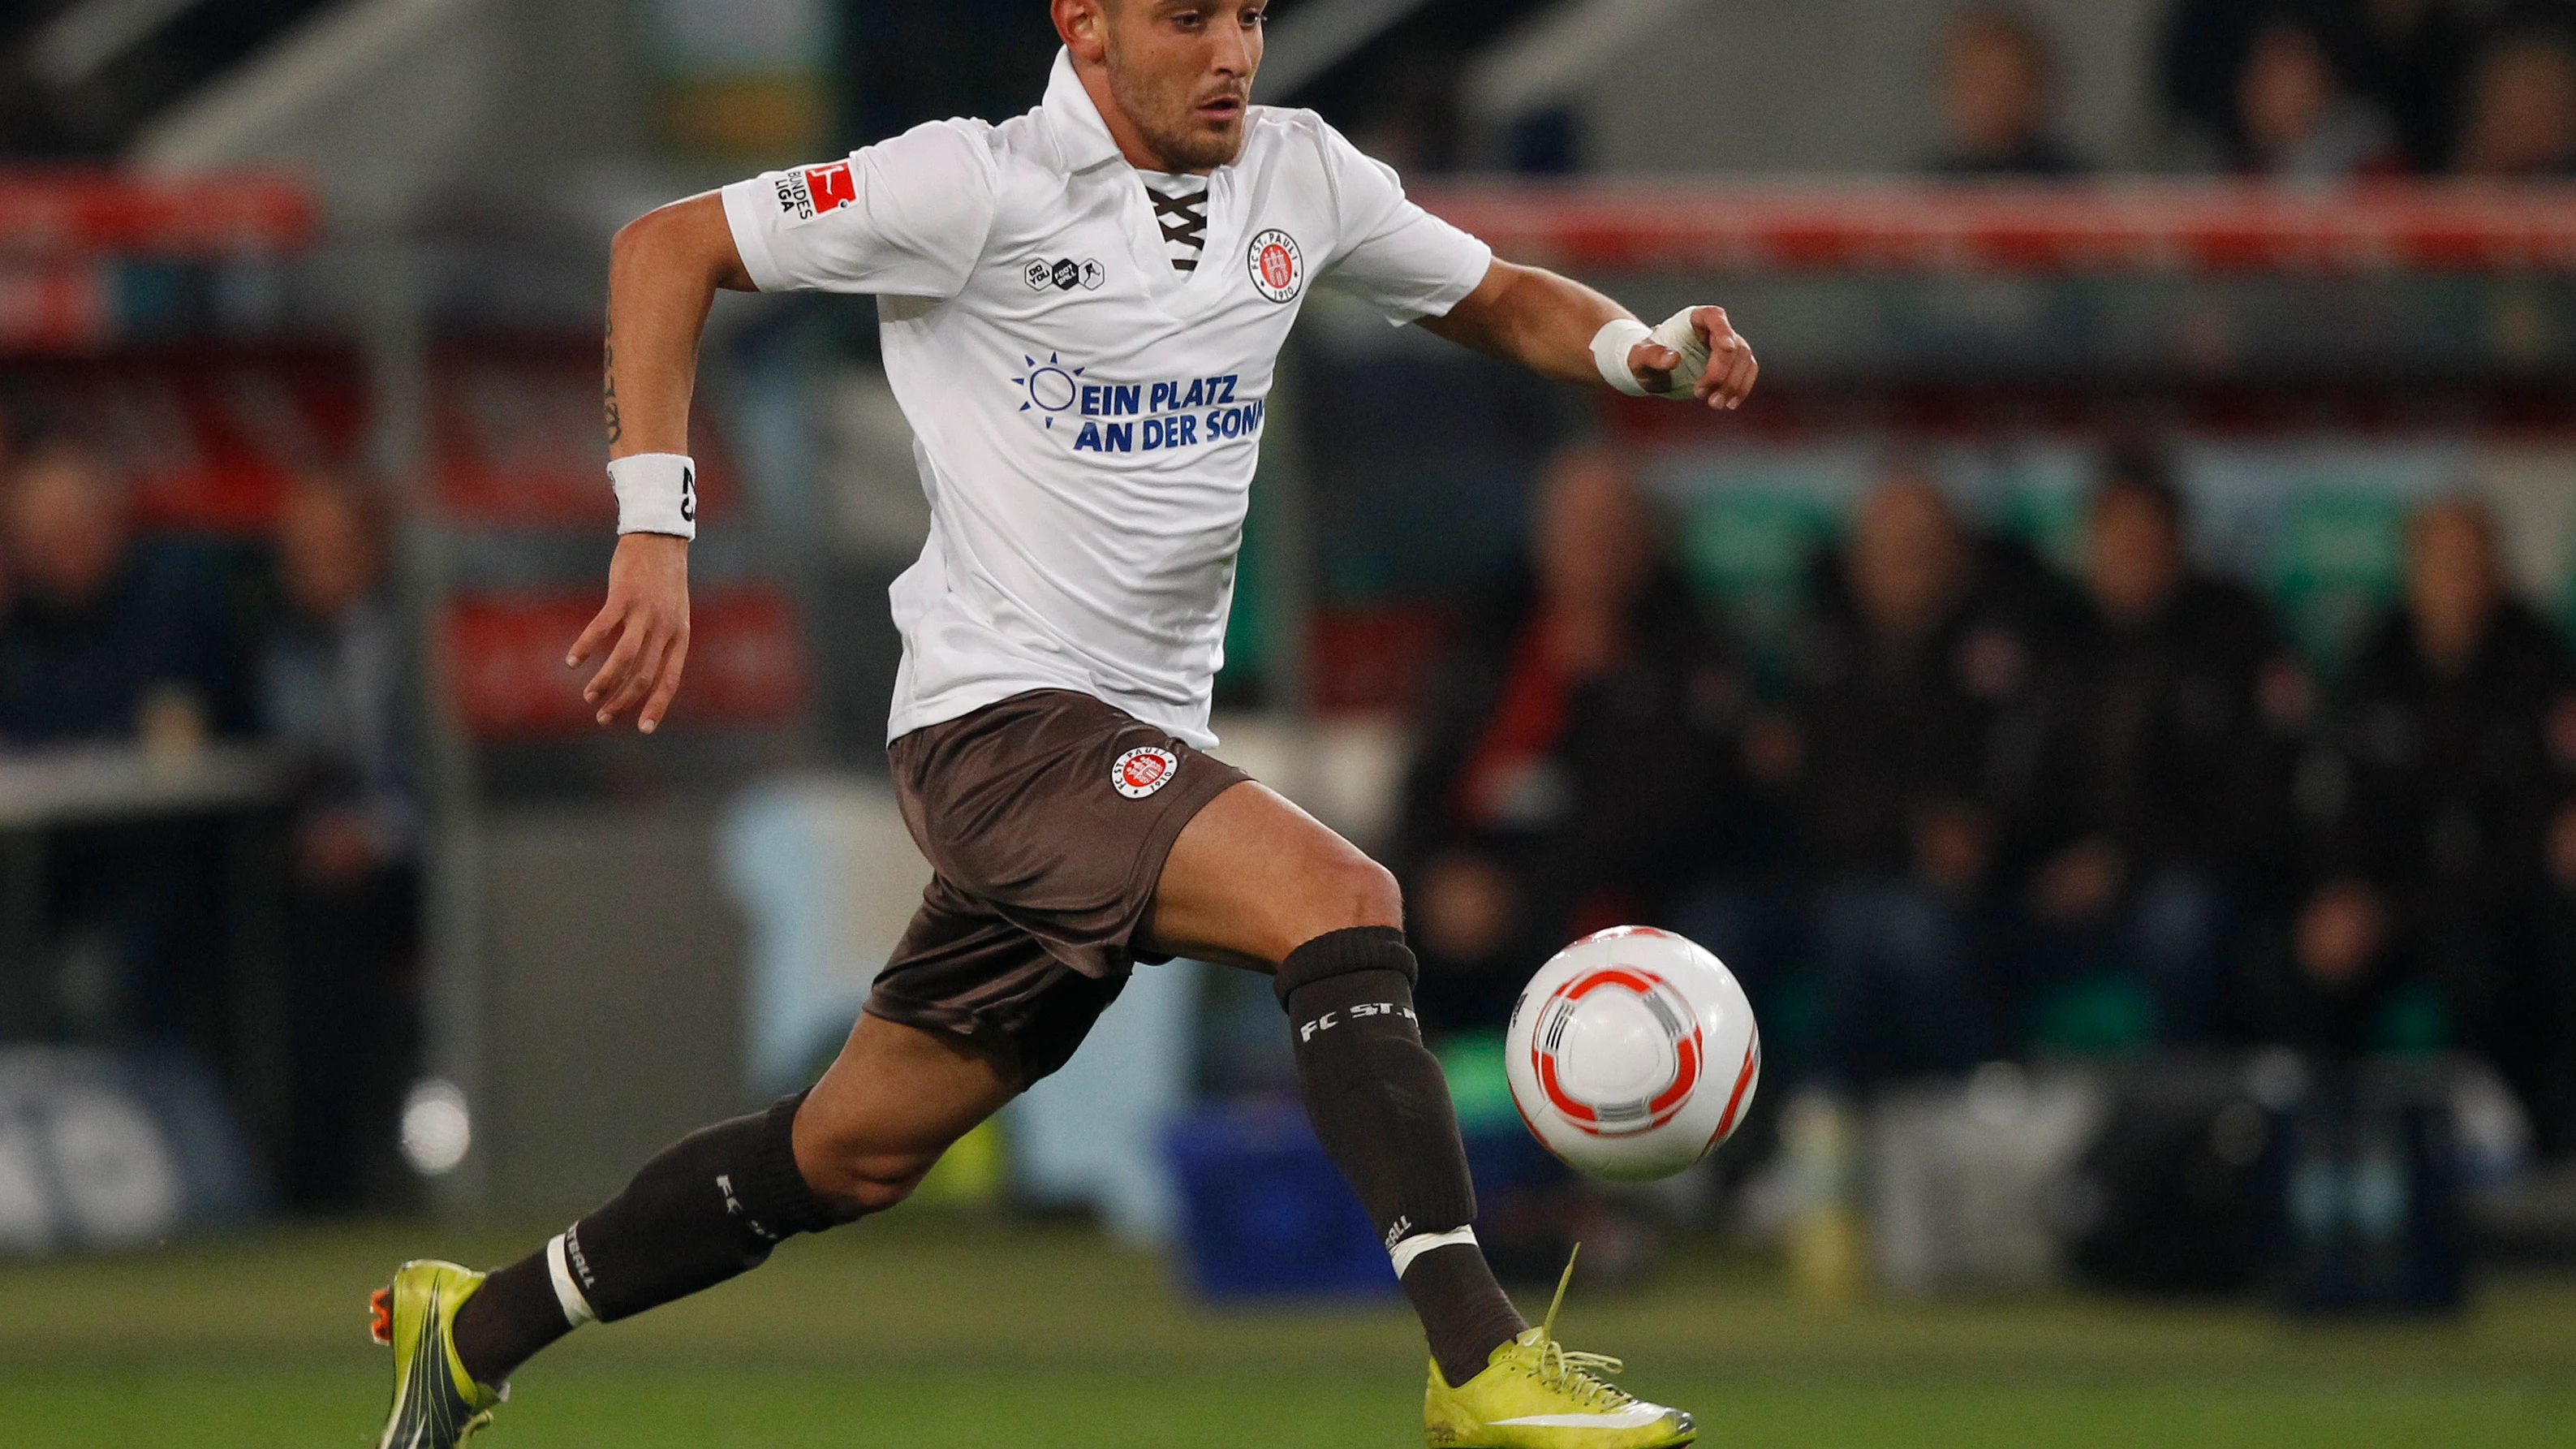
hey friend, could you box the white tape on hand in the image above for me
[1646,307,1713,400]
[608,452,698,539]
[1590,317,1654,397]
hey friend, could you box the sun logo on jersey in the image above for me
[1013,352,1084,429]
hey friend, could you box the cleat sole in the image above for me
[368,1286,393,1346]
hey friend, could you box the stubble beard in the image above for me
[1105,47,1247,171]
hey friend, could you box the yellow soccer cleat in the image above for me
[369,1259,506,1448]
[1424,1249,1695,1449]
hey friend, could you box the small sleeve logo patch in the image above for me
[1247,229,1303,303]
[775,161,856,226]
[1113,746,1179,798]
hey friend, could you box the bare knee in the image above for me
[1308,854,1402,938]
[797,1141,938,1218]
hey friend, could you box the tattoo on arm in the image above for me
[603,313,622,445]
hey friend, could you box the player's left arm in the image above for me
[1417,258,1758,411]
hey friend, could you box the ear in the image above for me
[1054,0,1109,63]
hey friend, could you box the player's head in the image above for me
[1055,0,1266,172]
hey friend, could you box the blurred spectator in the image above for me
[2019,452,2308,1047]
[1775,473,2057,1085]
[2454,21,2576,176]
[1928,6,2087,176]
[2165,1,2458,171]
[0,442,244,746]
[2234,11,2407,177]
[2353,0,2478,170]
[0,440,246,1043]
[261,477,420,1207]
[1395,447,1744,1033]
[2281,498,2576,1153]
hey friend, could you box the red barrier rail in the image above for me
[0,170,315,259]
[1413,181,2576,274]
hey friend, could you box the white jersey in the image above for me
[721,50,1492,747]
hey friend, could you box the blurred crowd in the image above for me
[1942,0,2576,179]
[1394,445,2576,1163]
[0,401,419,1209]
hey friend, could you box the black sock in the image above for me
[451,1090,851,1386]
[1279,926,1527,1386]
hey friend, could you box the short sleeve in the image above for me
[720,119,999,299]
[1312,123,1492,325]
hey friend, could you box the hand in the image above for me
[296,807,382,885]
[1740,710,1803,787]
[1628,305,1759,412]
[1417,852,1518,963]
[2034,837,2126,925]
[1910,801,1992,894]
[567,533,691,732]
[2295,879,2385,989]
[2550,801,2576,893]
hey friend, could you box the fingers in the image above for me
[1690,306,1757,411]
[1703,346,1760,410]
[1626,340,1682,393]
[583,610,649,710]
[637,632,691,735]
[566,603,620,669]
[595,627,671,726]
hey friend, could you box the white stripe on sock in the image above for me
[1389,1226,1480,1278]
[545,1233,597,1326]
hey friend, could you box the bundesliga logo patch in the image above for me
[1247,229,1303,303]
[774,161,856,226]
[1112,746,1178,799]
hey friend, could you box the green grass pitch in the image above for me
[2,1210,2570,1447]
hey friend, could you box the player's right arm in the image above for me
[569,194,754,734]
[573,127,997,733]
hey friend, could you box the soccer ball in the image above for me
[1505,925,1761,1184]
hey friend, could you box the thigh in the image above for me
[1140,780,1400,972]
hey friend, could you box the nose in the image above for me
[1213,11,1257,78]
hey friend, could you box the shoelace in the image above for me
[1526,1245,1637,1410]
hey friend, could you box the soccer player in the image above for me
[370,3,1755,1446]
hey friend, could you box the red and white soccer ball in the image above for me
[1505,926,1761,1184]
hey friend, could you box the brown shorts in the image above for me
[867,688,1251,1083]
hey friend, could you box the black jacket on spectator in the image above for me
[1395,566,1744,1026]
[1787,546,2061,889]
[2312,601,2576,916]
[0,548,247,746]
[2285,599,2576,1149]
[2041,576,2304,889]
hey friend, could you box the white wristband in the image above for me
[1590,317,1654,396]
[608,452,698,539]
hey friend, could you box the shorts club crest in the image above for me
[1113,746,1179,798]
